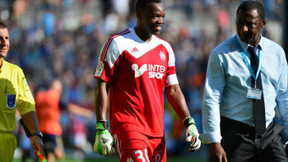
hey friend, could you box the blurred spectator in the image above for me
[33,79,92,162]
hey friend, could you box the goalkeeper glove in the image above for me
[93,121,115,156]
[184,116,201,152]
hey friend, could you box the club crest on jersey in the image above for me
[95,61,104,77]
[159,51,165,61]
[131,64,165,79]
[6,94,16,109]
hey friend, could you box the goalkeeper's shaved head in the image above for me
[136,0,162,13]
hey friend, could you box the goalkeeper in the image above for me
[93,0,200,161]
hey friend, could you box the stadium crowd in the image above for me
[0,0,283,161]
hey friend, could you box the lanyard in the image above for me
[234,36,262,86]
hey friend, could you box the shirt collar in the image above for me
[236,34,263,52]
[0,59,6,72]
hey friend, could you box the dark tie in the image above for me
[248,46,266,135]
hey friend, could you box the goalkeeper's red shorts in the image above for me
[112,131,166,162]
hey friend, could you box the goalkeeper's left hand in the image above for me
[183,116,201,152]
[93,121,115,156]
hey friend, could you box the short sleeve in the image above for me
[94,38,121,83]
[16,68,36,115]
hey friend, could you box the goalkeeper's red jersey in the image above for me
[94,28,179,137]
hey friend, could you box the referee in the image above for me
[0,22,45,161]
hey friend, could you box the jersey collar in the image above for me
[0,59,7,73]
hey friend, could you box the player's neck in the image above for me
[134,27,152,43]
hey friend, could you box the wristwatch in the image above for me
[32,131,43,139]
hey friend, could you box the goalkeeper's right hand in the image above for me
[183,116,201,152]
[93,121,115,156]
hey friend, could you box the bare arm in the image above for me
[21,111,44,156]
[93,79,115,156]
[68,103,93,120]
[165,84,190,120]
[21,111,40,134]
[209,143,228,162]
[95,79,109,121]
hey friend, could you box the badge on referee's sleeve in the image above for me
[7,94,16,109]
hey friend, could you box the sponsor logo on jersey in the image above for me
[126,158,134,162]
[7,94,16,109]
[131,64,165,79]
[95,61,104,77]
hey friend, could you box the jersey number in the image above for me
[135,149,149,162]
